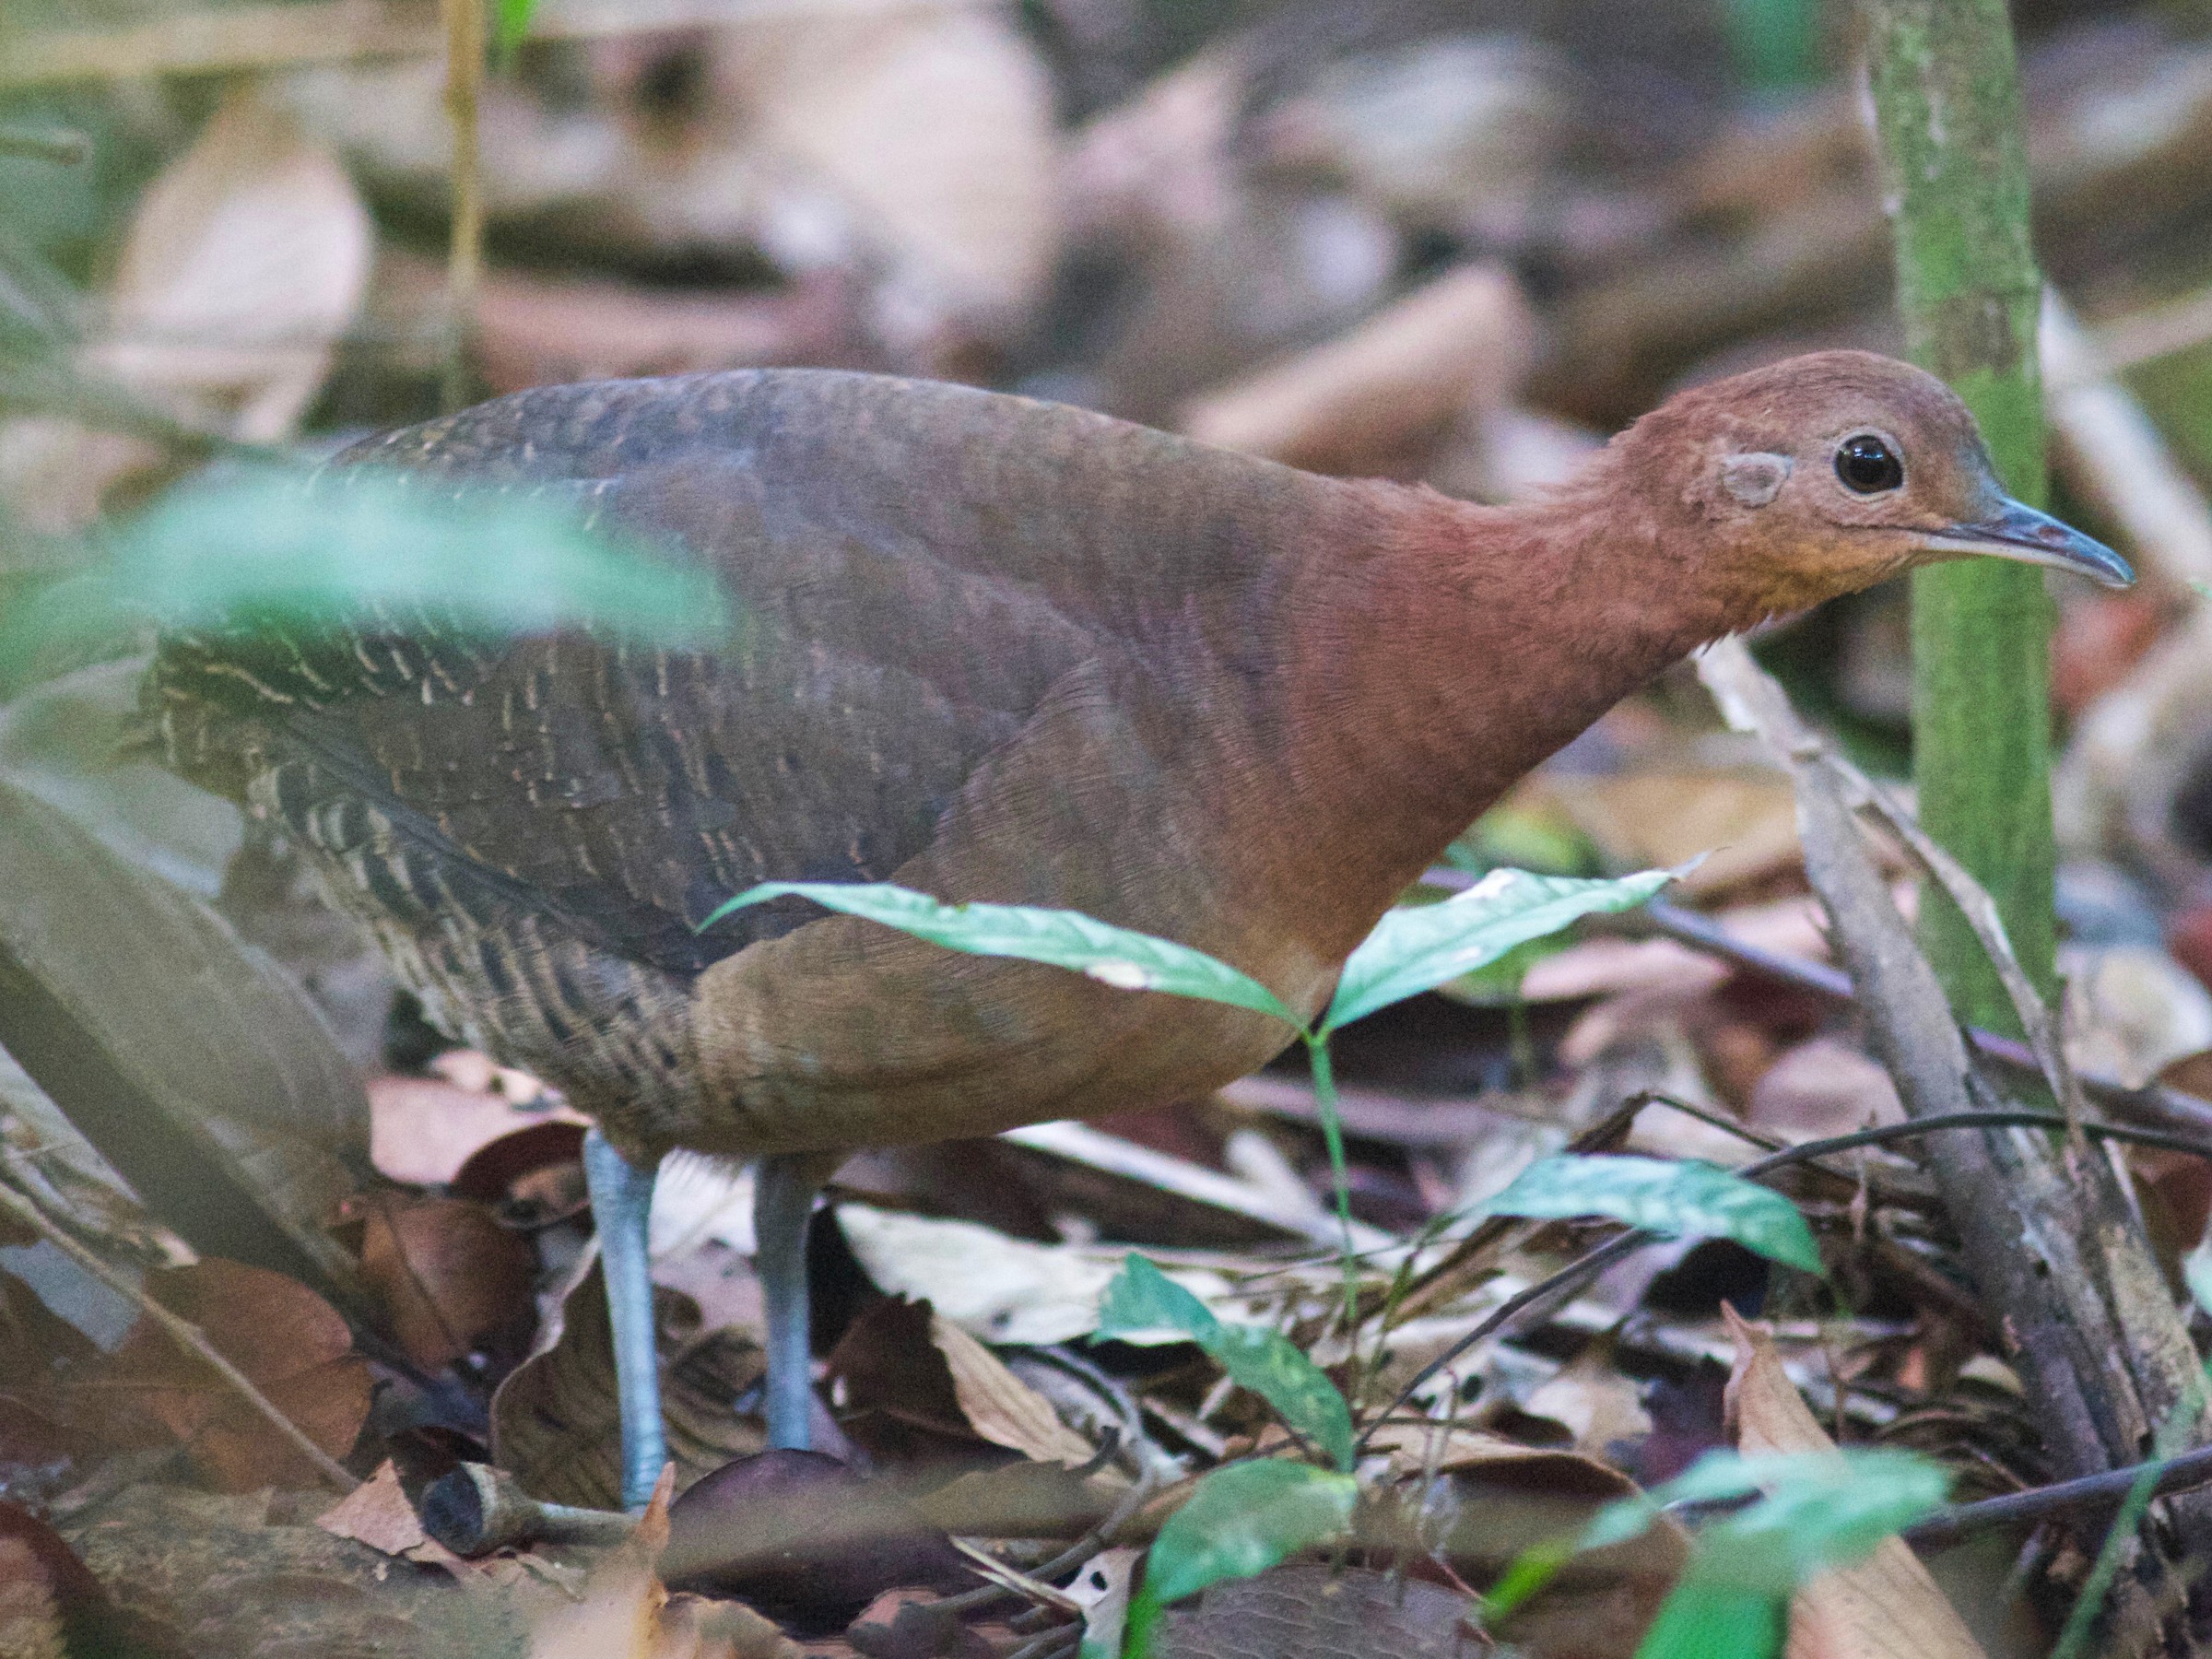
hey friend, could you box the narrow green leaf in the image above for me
[1482,1154,1821,1274]
[1094,1256,1353,1470]
[703,883,1307,1027]
[494,0,537,53]
[1139,1460,1358,1608]
[11,465,729,667]
[1323,866,1679,1032]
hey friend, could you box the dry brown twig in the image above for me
[0,1166,359,1493]
[1697,633,2211,1653]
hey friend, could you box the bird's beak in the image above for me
[1920,497,2135,589]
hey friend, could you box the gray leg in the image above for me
[582,1128,666,1511]
[754,1151,837,1451]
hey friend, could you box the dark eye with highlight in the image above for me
[1835,433,1904,494]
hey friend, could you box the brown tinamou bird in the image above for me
[148,350,2128,1505]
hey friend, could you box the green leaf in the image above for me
[1583,1449,1949,1659]
[7,465,730,671]
[702,883,1307,1027]
[1094,1256,1354,1470]
[1481,1154,1821,1274]
[1322,866,1679,1031]
[494,0,537,54]
[1136,1460,1358,1609]
[1633,1578,1785,1659]
[1588,1450,1949,1594]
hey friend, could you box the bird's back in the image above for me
[150,371,1365,1141]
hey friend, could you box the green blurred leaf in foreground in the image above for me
[5,463,730,674]
[1094,1254,1353,1471]
[1122,1460,1359,1659]
[1481,1153,1822,1273]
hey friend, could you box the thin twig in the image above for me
[0,1174,357,1491]
[1904,1443,2212,1550]
[1362,1109,2212,1442]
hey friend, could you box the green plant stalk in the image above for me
[1301,1034,1359,1313]
[1865,0,2055,1031]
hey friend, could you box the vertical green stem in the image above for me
[440,0,485,412]
[1302,1034,1359,1314]
[1864,0,2055,1031]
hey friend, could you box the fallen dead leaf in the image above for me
[97,1259,371,1492]
[317,1459,431,1557]
[928,1312,1096,1467]
[368,1071,587,1188]
[1724,1306,1989,1659]
[313,1456,472,1574]
[356,1193,535,1369]
[98,83,372,441]
[1178,263,1535,477]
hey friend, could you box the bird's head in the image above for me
[1612,349,2131,617]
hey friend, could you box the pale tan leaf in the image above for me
[1178,264,1535,477]
[928,1312,1096,1466]
[316,1459,429,1557]
[700,6,1059,344]
[97,83,371,441]
[1724,1307,1989,1659]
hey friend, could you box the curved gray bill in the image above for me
[1922,498,2134,589]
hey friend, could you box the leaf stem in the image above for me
[1302,1034,1358,1317]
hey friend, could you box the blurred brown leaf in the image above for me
[357,1194,535,1369]
[1724,1307,1988,1659]
[1179,263,1535,476]
[100,1259,371,1492]
[0,84,370,532]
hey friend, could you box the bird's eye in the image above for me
[1835,433,1904,494]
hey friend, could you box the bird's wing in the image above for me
[153,370,1324,979]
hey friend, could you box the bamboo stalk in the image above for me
[1863,0,2054,1032]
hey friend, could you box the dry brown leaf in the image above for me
[1724,1307,1988,1659]
[927,1312,1095,1467]
[693,6,1059,352]
[317,1459,431,1557]
[1152,1562,1482,1659]
[358,1194,535,1369]
[98,83,372,441]
[100,1259,371,1492]
[1178,264,1534,477]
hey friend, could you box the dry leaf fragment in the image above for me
[927,1312,1096,1467]
[318,1459,433,1558]
[1724,1307,1988,1659]
[99,1259,371,1492]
